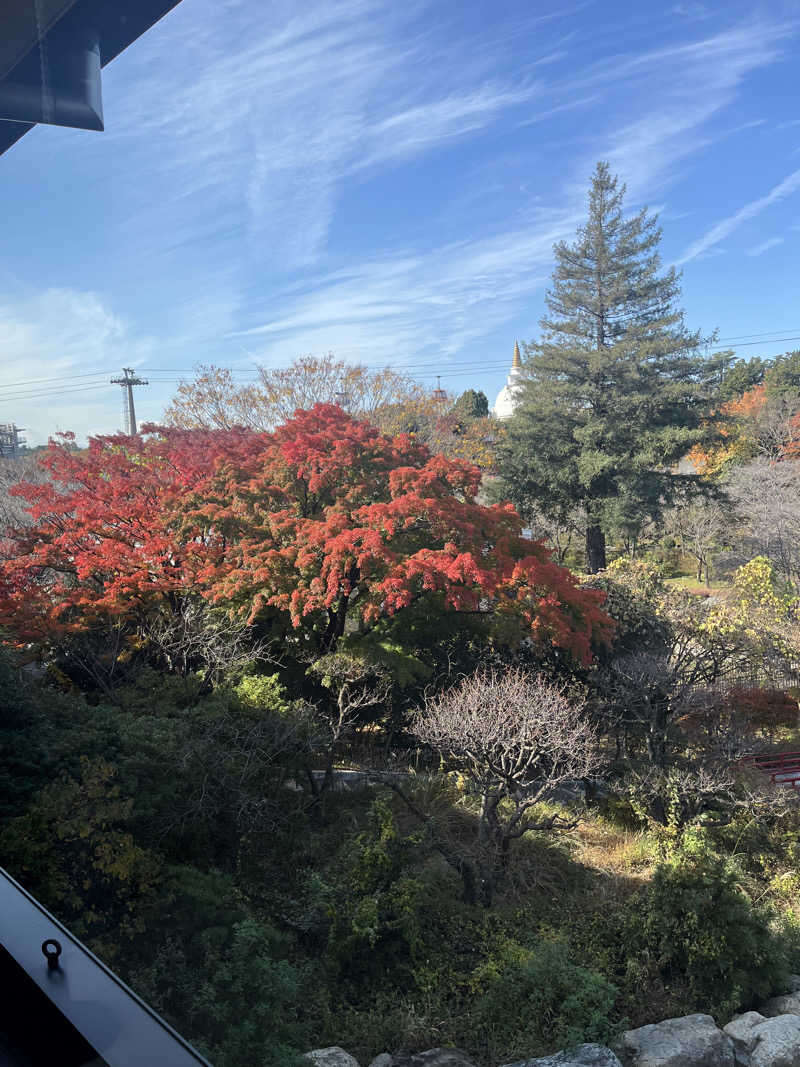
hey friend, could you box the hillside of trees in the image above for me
[2,164,800,1066]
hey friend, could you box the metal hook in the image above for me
[42,938,62,971]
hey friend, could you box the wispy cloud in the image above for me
[103,0,547,270]
[231,208,577,366]
[9,0,796,429]
[677,167,800,264]
[0,289,155,444]
[589,21,789,200]
[748,236,784,256]
[103,3,794,275]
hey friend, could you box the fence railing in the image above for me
[741,749,800,789]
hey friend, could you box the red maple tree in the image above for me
[0,406,611,666]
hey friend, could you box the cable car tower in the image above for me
[111,368,148,435]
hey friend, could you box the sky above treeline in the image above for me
[2,0,800,444]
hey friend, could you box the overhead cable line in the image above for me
[0,370,115,389]
[0,383,111,404]
[3,334,800,403]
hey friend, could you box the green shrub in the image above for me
[469,938,619,1063]
[127,918,311,1067]
[235,673,290,715]
[302,794,430,994]
[0,757,161,952]
[630,844,790,1019]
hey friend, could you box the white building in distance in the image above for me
[492,341,523,420]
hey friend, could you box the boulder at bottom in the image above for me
[305,1049,361,1067]
[501,1043,623,1067]
[385,1051,477,1066]
[621,1014,734,1067]
[722,1012,766,1067]
[758,992,800,1018]
[726,1013,800,1067]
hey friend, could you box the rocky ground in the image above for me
[305,980,800,1067]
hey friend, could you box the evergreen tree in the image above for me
[718,357,768,402]
[497,162,725,572]
[453,388,489,419]
[765,350,800,396]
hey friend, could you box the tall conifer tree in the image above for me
[498,162,726,572]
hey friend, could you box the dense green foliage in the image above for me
[765,350,800,396]
[469,939,619,1062]
[717,357,768,402]
[453,388,490,420]
[2,648,799,1064]
[634,844,789,1019]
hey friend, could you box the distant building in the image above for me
[492,341,523,420]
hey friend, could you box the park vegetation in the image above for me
[2,164,800,1066]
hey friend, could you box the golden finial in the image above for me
[512,340,521,370]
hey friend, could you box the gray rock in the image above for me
[741,1014,800,1067]
[305,1049,361,1067]
[787,975,800,993]
[723,1013,766,1067]
[387,1051,476,1067]
[758,992,800,1018]
[501,1043,622,1067]
[621,1014,734,1067]
[368,1056,393,1067]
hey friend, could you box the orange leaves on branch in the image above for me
[0,407,611,666]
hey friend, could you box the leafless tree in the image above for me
[164,356,430,432]
[724,458,800,589]
[0,455,49,533]
[44,596,269,703]
[664,497,732,584]
[626,760,787,830]
[523,503,585,564]
[143,596,269,684]
[597,599,759,770]
[752,392,800,459]
[402,667,598,904]
[601,651,679,768]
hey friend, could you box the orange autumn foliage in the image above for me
[687,384,768,474]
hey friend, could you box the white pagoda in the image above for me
[492,341,523,420]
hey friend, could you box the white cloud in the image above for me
[8,2,795,431]
[0,289,155,444]
[590,22,789,200]
[676,168,800,264]
[747,236,784,256]
[103,0,543,270]
[232,207,577,368]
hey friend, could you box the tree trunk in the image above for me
[647,702,670,769]
[585,523,607,573]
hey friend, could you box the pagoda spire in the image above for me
[512,340,521,370]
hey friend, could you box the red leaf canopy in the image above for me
[0,407,611,665]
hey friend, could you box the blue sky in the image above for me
[2,0,800,443]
